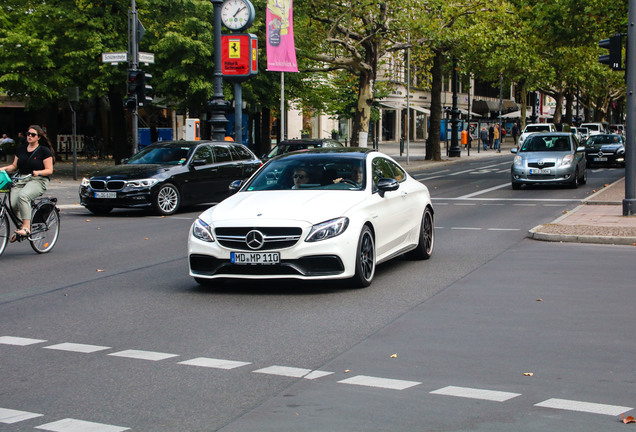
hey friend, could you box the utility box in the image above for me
[185,118,201,141]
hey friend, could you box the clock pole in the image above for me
[208,0,229,141]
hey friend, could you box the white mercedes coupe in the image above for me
[188,148,434,288]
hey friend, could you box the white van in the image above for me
[518,123,556,147]
[580,122,608,136]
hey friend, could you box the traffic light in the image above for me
[137,70,153,106]
[125,70,141,109]
[599,34,623,70]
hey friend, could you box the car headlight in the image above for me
[306,217,349,242]
[560,154,574,166]
[192,219,215,242]
[81,177,90,187]
[125,178,158,189]
[513,155,522,166]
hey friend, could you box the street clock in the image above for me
[221,0,255,31]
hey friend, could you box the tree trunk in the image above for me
[551,91,563,124]
[351,70,374,148]
[427,50,443,161]
[564,93,574,125]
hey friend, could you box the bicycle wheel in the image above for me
[0,212,9,256]
[30,203,60,254]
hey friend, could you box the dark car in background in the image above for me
[583,134,625,167]
[79,141,261,215]
[262,138,344,160]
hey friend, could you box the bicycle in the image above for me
[0,171,60,256]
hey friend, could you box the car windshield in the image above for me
[582,124,600,131]
[525,125,551,133]
[244,156,365,191]
[127,146,191,165]
[585,135,622,146]
[520,136,572,152]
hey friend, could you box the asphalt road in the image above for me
[0,156,633,432]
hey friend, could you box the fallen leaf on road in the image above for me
[86,219,91,222]
[536,298,543,302]
[344,369,350,373]
[523,372,534,376]
[390,353,398,358]
[144,237,149,240]
[96,269,105,272]
[622,414,635,424]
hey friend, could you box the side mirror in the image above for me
[576,146,585,152]
[228,180,243,194]
[122,158,129,164]
[376,178,399,197]
[190,159,207,167]
[510,148,518,154]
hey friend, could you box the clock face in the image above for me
[221,0,254,31]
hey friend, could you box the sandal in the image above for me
[10,228,30,242]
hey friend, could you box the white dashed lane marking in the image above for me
[430,386,521,402]
[338,375,421,391]
[535,398,633,416]
[44,343,111,354]
[253,365,313,378]
[108,349,179,361]
[0,336,46,346]
[34,418,129,432]
[179,357,251,370]
[0,407,43,423]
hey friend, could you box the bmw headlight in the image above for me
[306,217,349,242]
[560,154,574,166]
[125,178,158,189]
[192,219,215,242]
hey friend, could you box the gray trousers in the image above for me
[10,176,49,221]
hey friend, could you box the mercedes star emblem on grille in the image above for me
[246,230,265,250]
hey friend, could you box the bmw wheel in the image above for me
[350,225,375,288]
[154,183,180,216]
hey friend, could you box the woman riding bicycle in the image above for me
[0,125,54,242]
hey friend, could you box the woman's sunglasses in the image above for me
[26,132,38,137]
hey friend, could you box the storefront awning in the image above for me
[379,101,430,115]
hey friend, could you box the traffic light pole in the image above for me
[624,0,636,215]
[129,0,139,154]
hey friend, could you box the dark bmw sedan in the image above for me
[79,141,261,215]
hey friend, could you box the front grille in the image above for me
[189,254,344,277]
[90,180,126,191]
[215,227,302,251]
[528,162,555,168]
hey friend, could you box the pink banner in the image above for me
[266,0,298,72]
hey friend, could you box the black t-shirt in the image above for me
[16,144,53,176]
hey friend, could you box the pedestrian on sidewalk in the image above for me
[511,122,519,148]
[480,126,489,150]
[493,125,500,150]
[488,125,494,149]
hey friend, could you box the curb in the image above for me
[527,228,636,246]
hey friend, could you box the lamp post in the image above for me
[449,57,461,157]
[208,0,229,141]
[623,0,636,215]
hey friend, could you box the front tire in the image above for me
[350,226,375,288]
[153,183,180,216]
[406,207,434,260]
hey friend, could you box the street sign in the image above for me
[139,51,155,64]
[101,52,128,64]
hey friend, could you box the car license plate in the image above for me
[231,252,280,265]
[94,192,116,198]
[529,168,551,174]
[594,157,608,161]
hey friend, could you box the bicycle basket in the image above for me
[0,170,11,192]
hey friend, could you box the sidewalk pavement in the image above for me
[48,140,636,246]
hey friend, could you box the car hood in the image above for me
[200,190,366,225]
[586,143,624,151]
[89,164,173,180]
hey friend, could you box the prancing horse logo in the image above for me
[246,230,265,250]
